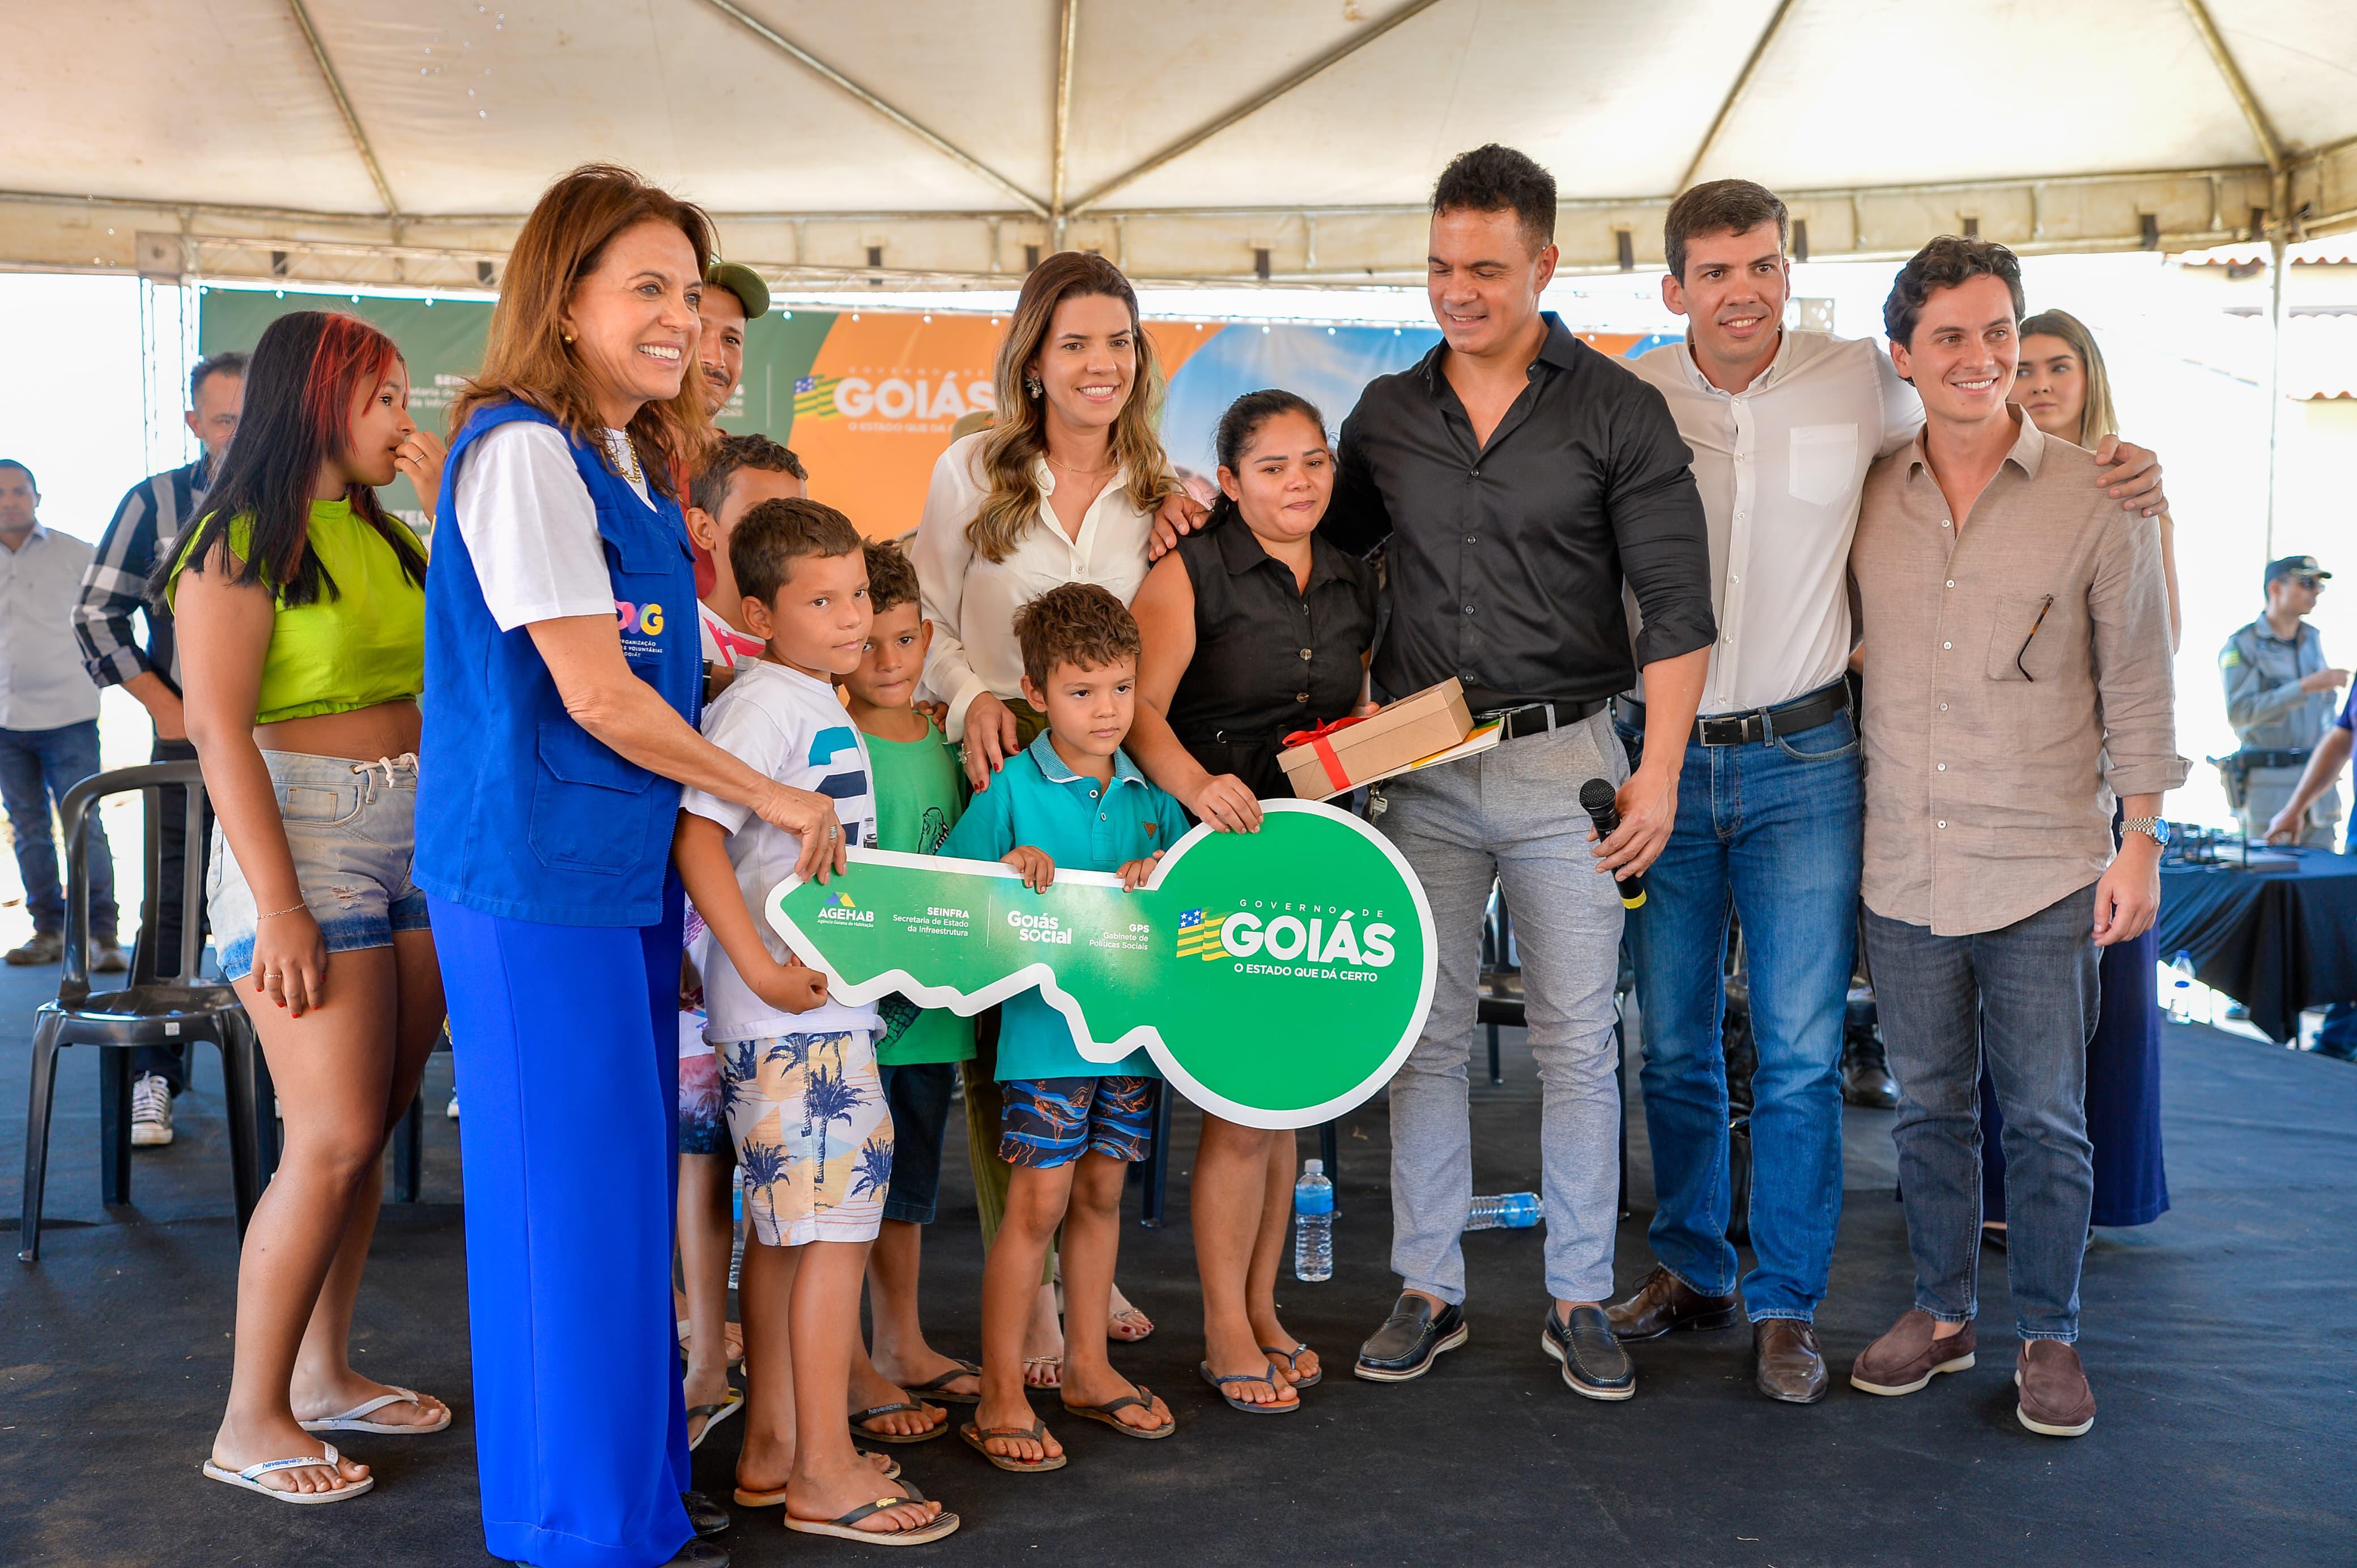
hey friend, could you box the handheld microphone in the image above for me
[1579,778,1648,910]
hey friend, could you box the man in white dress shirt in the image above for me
[0,459,126,973]
[1603,182,2165,1403]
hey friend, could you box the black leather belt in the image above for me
[2235,748,2311,769]
[1484,698,1609,743]
[1622,681,1851,748]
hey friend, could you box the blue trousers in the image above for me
[431,890,692,1568]
[1622,707,1861,1321]
[0,719,117,939]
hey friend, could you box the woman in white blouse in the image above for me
[911,250,1187,1380]
[913,252,1186,789]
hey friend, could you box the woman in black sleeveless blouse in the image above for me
[1128,390,1377,1411]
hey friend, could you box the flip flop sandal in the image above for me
[903,1361,984,1407]
[733,1452,899,1507]
[1108,1307,1155,1343]
[298,1387,452,1436]
[959,1420,1067,1473]
[1262,1343,1323,1389]
[1022,1354,1063,1389]
[1199,1361,1300,1414]
[783,1479,960,1545]
[1061,1383,1176,1439]
[849,1401,949,1445]
[202,1442,376,1505]
[686,1389,745,1453]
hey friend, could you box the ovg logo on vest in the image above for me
[614,599,667,662]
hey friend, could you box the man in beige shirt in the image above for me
[1845,237,2185,1442]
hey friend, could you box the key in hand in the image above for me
[768,800,1437,1128]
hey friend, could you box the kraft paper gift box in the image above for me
[1279,678,1475,799]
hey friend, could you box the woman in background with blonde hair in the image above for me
[909,252,1183,1407]
[1988,306,2180,1243]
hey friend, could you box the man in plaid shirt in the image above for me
[69,350,244,1146]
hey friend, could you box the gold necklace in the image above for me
[1044,451,1117,478]
[609,431,644,486]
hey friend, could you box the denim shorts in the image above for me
[998,1075,1157,1169]
[879,1062,958,1224]
[206,751,429,981]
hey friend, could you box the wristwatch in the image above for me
[2121,816,2170,849]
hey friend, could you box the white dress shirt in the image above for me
[451,423,652,631]
[911,429,1154,740]
[1626,330,1922,715]
[1,525,103,730]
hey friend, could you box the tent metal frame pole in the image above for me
[1674,0,1799,197]
[2180,0,2288,174]
[1050,0,1078,252]
[693,0,1049,219]
[1067,0,1449,215]
[2266,176,2289,561]
[283,0,399,217]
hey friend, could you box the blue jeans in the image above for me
[1864,886,2100,1342]
[0,720,117,940]
[1620,705,1861,1321]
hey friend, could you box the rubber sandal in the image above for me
[1262,1343,1322,1390]
[783,1478,960,1545]
[959,1420,1067,1473]
[733,1452,897,1506]
[902,1360,983,1407]
[849,1400,948,1444]
[298,1387,452,1435]
[1061,1382,1175,1439]
[202,1441,375,1505]
[686,1388,744,1452]
[1199,1361,1299,1414]
[1022,1354,1063,1389]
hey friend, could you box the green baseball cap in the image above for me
[704,261,769,321]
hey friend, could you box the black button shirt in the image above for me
[1166,521,1379,798]
[1326,312,1716,710]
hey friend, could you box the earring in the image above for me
[1025,372,1043,399]
[562,331,576,345]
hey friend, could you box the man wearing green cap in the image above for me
[2220,554,2346,845]
[699,260,769,421]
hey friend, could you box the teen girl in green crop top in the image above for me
[168,312,454,1504]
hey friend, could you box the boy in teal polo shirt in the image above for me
[942,583,1188,1471]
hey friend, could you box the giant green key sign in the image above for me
[767,801,1436,1130]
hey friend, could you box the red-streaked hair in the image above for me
[163,310,426,608]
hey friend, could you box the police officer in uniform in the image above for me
[2219,555,2347,843]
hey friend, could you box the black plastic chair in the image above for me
[18,761,273,1263]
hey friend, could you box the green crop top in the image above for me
[167,499,426,725]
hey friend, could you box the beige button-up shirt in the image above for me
[1852,411,2187,936]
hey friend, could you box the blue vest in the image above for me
[415,400,701,927]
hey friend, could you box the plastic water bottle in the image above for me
[1292,1160,1335,1282]
[1466,1192,1545,1231]
[2167,950,2197,1024]
[727,1183,746,1292]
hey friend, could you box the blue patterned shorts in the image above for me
[998,1075,1157,1169]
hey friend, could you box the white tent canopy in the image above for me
[2,0,2353,292]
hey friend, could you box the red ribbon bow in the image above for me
[1283,713,1371,793]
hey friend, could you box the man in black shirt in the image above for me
[1335,147,1716,1400]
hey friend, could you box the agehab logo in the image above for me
[818,892,874,926]
[1194,901,1397,969]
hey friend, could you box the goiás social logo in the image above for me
[1177,901,1397,971]
[1007,910,1071,945]
[817,892,874,926]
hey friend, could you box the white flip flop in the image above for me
[298,1387,451,1435]
[202,1441,376,1505]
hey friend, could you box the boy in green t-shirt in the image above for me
[838,540,985,1426]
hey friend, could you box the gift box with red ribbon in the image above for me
[1278,678,1475,800]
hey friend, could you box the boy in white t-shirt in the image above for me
[673,498,955,1545]
[675,432,811,1441]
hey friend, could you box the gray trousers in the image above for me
[1373,712,1628,1306]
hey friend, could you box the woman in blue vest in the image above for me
[419,164,842,1568]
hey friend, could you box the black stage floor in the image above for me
[5,962,2354,1567]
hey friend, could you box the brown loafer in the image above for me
[1849,1309,1976,1396]
[1753,1319,1827,1404]
[1605,1264,1740,1342]
[2014,1340,2096,1437]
